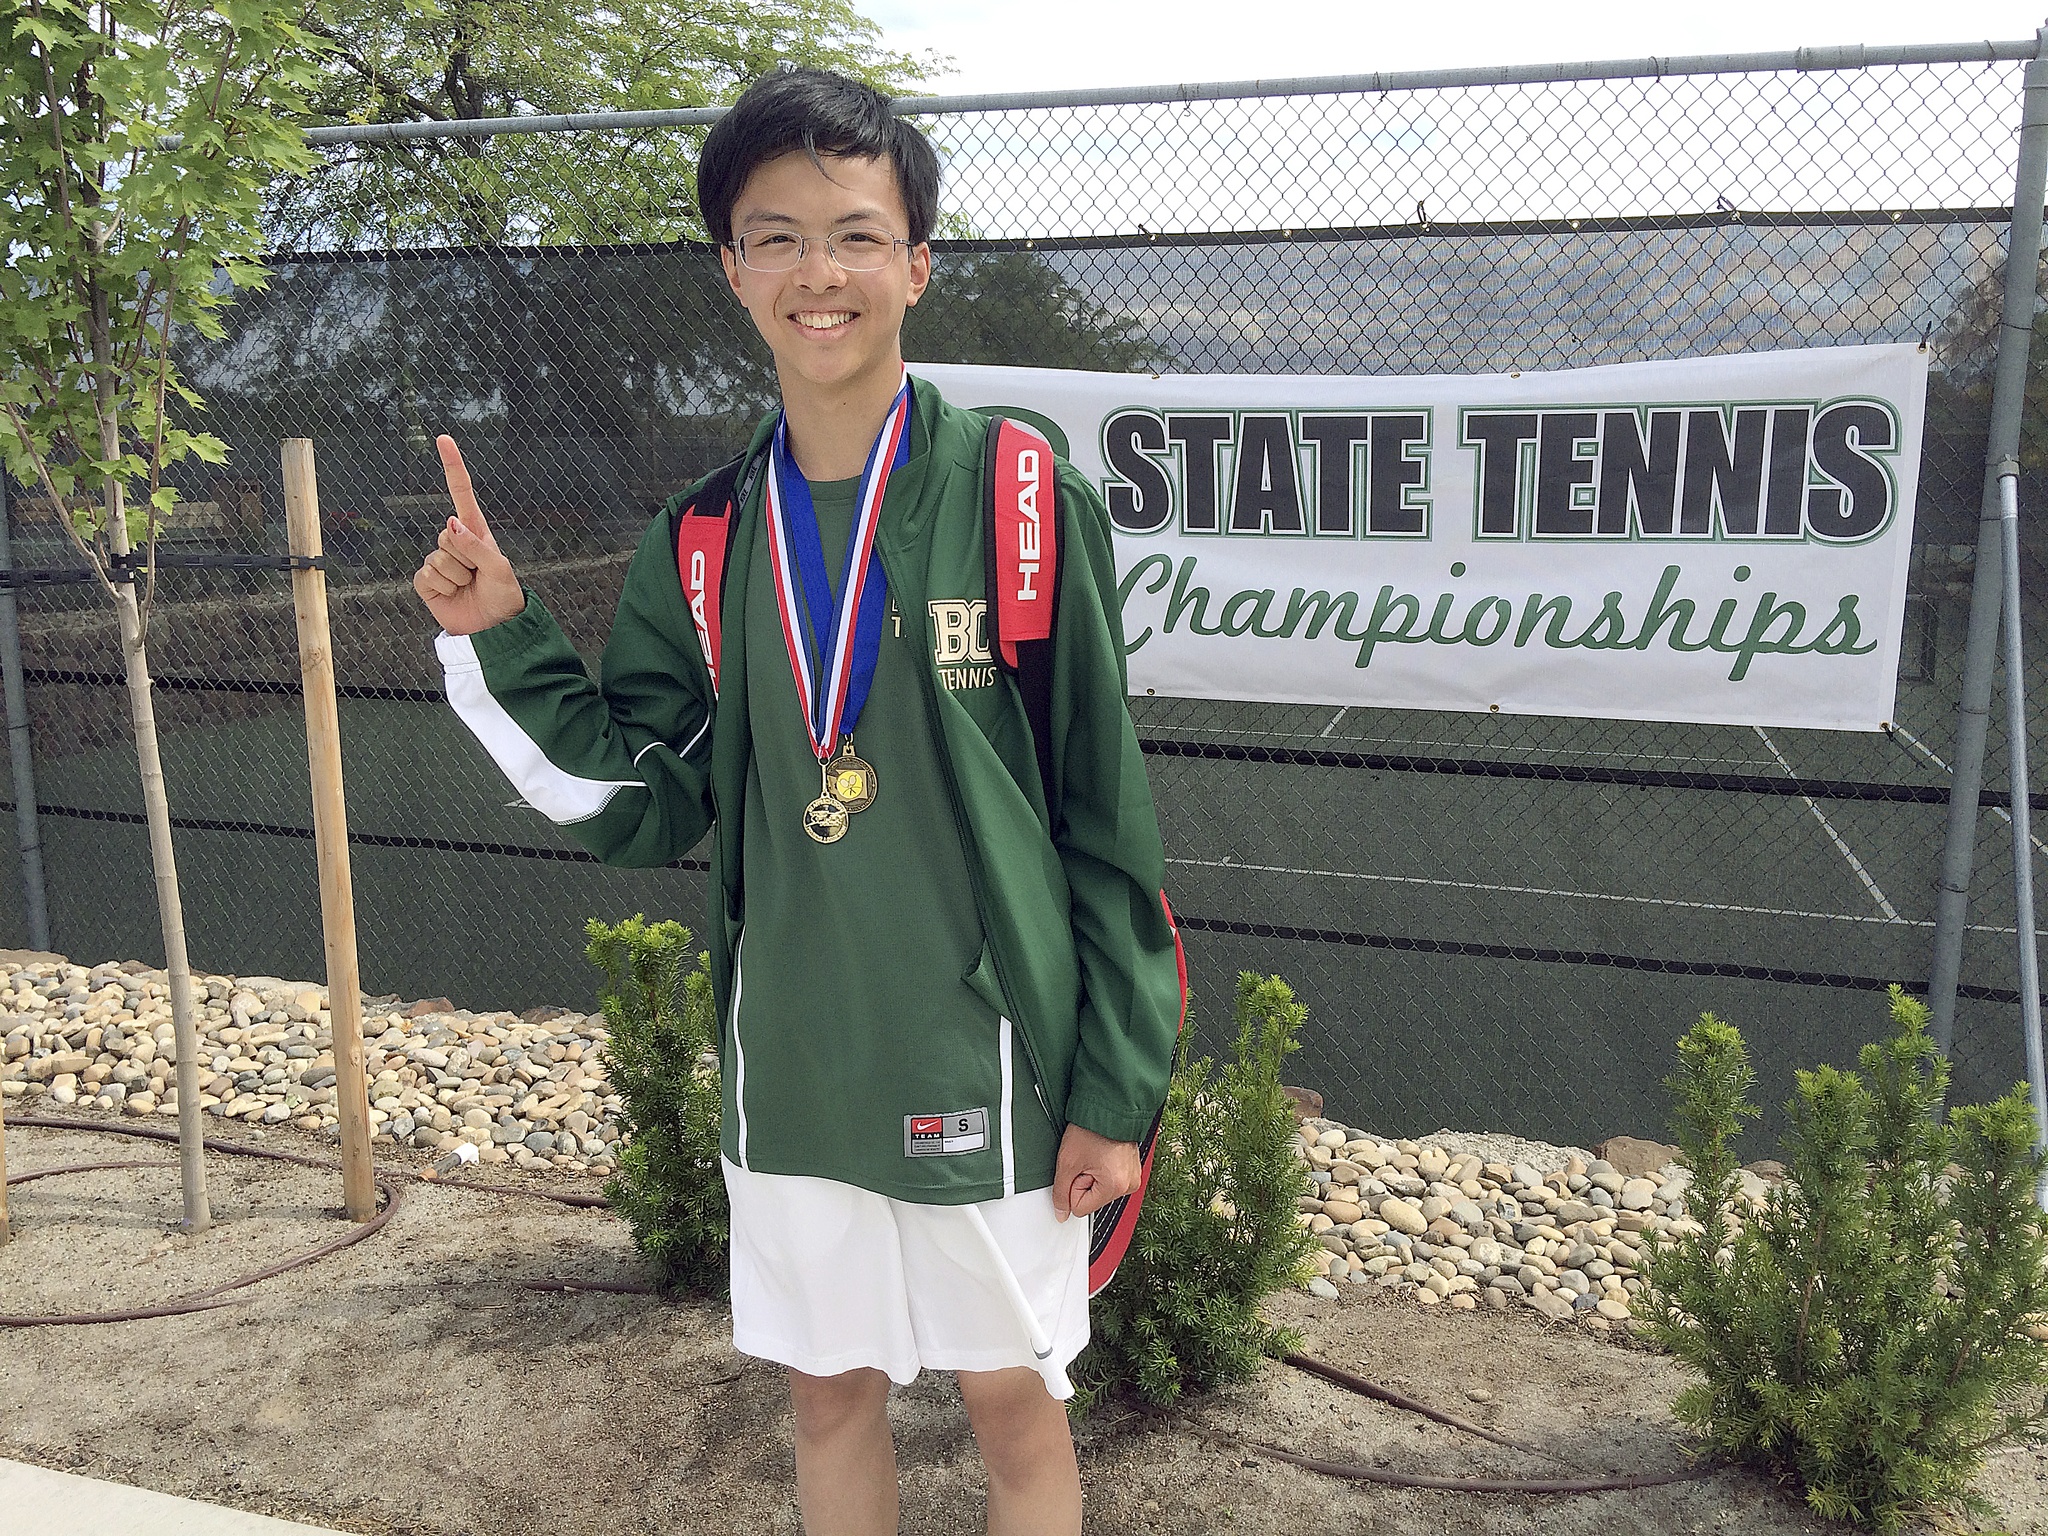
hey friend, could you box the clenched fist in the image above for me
[412,435,524,635]
[1051,1122,1144,1223]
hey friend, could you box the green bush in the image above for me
[586,915,728,1296]
[1639,987,2048,1530]
[1073,973,1321,1411]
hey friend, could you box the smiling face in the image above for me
[720,151,931,408]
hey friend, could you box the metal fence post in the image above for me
[1992,462,2048,1206]
[0,476,51,952]
[1926,25,2048,1056]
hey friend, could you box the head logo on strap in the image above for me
[672,449,765,697]
[990,418,1056,669]
[675,507,730,693]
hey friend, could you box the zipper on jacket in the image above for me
[887,546,1064,1134]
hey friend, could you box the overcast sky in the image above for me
[869,1,2045,95]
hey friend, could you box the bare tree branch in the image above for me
[302,15,450,122]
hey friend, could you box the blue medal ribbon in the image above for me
[763,375,912,760]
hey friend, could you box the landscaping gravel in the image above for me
[0,956,622,1178]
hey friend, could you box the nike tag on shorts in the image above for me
[905,1108,989,1156]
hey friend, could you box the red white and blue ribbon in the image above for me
[763,374,912,761]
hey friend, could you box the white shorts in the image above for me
[722,1158,1091,1399]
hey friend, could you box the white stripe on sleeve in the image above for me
[437,631,645,826]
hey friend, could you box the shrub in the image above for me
[1074,973,1321,1411]
[1639,987,2048,1530]
[586,915,727,1296]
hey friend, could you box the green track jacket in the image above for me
[436,375,1182,1192]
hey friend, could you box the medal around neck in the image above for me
[802,793,850,844]
[764,373,911,844]
[827,737,877,812]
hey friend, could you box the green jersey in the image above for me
[435,376,1179,1203]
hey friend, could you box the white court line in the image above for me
[1165,855,1908,925]
[1754,726,1901,922]
[1890,722,2048,860]
[1163,855,2048,939]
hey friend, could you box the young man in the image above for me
[413,67,1181,1536]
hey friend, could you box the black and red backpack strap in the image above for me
[975,414,1185,1296]
[669,447,765,695]
[982,414,1062,803]
[1087,890,1190,1297]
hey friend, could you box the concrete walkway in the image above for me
[0,1459,349,1535]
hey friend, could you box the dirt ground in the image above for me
[2,1112,2044,1536]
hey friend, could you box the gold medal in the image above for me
[827,736,877,812]
[802,794,849,844]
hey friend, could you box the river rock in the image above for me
[1378,1198,1426,1236]
[28,1050,88,1081]
[1281,1085,1323,1121]
[1592,1136,1680,1177]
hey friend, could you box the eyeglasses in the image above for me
[729,227,914,273]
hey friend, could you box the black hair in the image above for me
[697,67,940,248]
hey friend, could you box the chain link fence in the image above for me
[5,42,2044,1149]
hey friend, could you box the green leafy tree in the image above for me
[1639,989,2048,1531]
[267,0,940,249]
[586,915,728,1296]
[1073,973,1320,1411]
[0,0,322,1231]
[906,249,1163,371]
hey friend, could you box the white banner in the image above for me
[915,345,1927,732]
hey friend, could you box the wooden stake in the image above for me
[282,440,376,1223]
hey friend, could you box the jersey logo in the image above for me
[930,599,996,692]
[930,599,990,664]
[905,1108,989,1156]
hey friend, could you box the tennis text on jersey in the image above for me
[1100,399,1900,543]
[930,599,996,691]
[905,1108,989,1156]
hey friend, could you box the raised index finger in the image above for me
[435,434,490,538]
